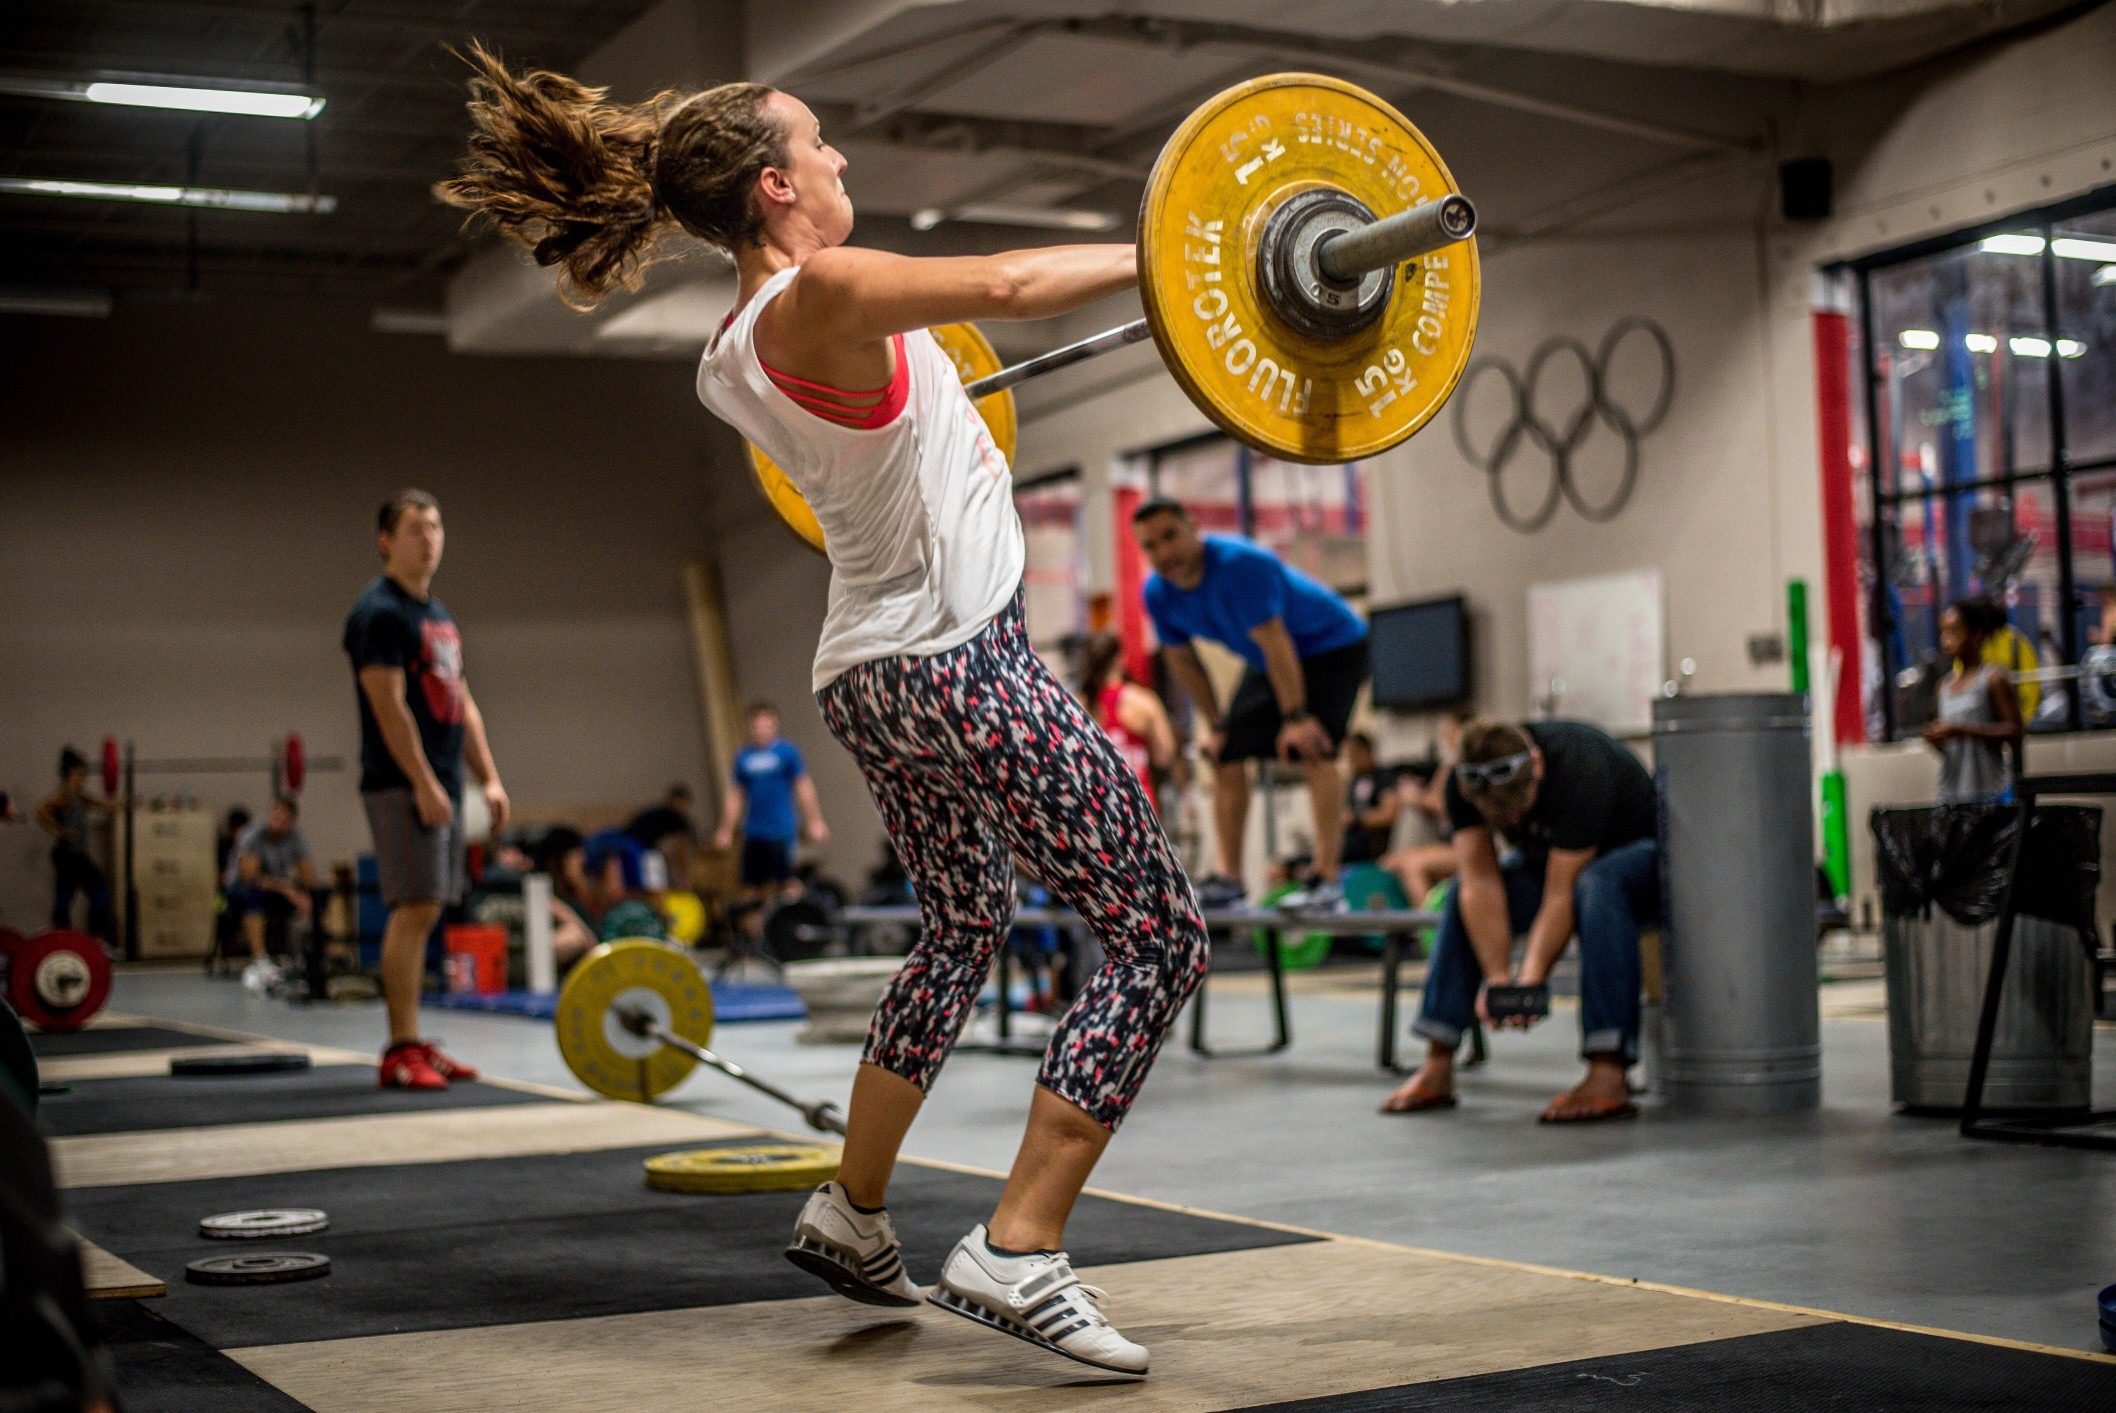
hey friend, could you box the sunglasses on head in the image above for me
[1456,751,1532,791]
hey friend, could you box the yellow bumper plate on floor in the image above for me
[643,1142,840,1194]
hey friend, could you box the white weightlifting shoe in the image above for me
[783,1182,921,1307]
[928,1224,1147,1377]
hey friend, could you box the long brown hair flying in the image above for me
[432,43,786,309]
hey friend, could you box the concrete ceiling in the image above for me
[1,0,2081,345]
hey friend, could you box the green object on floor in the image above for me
[1255,882,1332,970]
[1340,862,1410,950]
[598,898,668,943]
[1420,880,1453,944]
[1820,769,1851,900]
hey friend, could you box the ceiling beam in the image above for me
[1062,14,1765,155]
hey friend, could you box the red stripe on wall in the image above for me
[1813,310,1865,747]
[1113,485,1154,685]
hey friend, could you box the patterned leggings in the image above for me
[818,593,1209,1128]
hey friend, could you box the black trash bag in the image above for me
[1870,803,2100,947]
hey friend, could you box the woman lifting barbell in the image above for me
[438,49,1207,1376]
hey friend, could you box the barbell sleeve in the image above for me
[1314,194,1477,284]
[958,194,1476,402]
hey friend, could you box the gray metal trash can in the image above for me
[1652,693,1821,1114]
[1871,804,2097,1112]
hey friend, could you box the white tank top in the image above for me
[695,267,1025,691]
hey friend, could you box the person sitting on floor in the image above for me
[1340,732,1401,871]
[626,783,701,892]
[225,795,318,993]
[1381,718,1660,1124]
[1380,714,1466,906]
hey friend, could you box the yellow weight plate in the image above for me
[661,889,707,945]
[928,320,1019,468]
[745,322,1019,554]
[1138,72,1481,464]
[643,1141,840,1194]
[554,940,714,1103]
[747,448,827,553]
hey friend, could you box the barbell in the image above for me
[554,939,846,1135]
[748,72,1481,552]
[100,733,341,797]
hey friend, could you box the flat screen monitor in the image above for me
[1369,595,1470,711]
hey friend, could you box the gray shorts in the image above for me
[362,788,466,908]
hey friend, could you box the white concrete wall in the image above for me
[0,297,881,931]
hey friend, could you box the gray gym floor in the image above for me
[91,963,2116,1355]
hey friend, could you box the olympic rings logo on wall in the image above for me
[1450,318,1675,533]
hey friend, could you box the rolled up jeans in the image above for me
[1411,838,1660,1063]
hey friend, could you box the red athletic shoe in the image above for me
[420,1041,479,1083]
[379,1042,449,1090]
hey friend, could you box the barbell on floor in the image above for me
[554,939,846,1135]
[748,72,1481,551]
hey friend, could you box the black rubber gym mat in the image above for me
[1235,1321,2116,1410]
[93,1299,308,1413]
[64,1138,1313,1348]
[37,1067,552,1137]
[28,1026,229,1055]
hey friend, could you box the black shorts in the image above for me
[739,837,796,887]
[1219,638,1370,762]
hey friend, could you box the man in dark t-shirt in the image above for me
[1382,719,1659,1124]
[343,488,509,1091]
[626,784,699,891]
[1340,733,1399,866]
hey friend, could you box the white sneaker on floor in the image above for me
[928,1223,1147,1377]
[783,1181,921,1307]
[240,959,283,994]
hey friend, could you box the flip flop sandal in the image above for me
[1380,1089,1459,1115]
[1537,1098,1640,1124]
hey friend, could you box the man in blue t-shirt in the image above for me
[343,488,508,1092]
[713,703,830,931]
[1134,499,1369,908]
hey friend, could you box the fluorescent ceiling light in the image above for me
[942,203,1118,232]
[1976,232,2116,262]
[0,287,111,317]
[0,74,323,119]
[959,204,1117,231]
[372,308,448,336]
[1898,329,1939,349]
[1980,233,2044,256]
[2052,236,2116,263]
[2094,265,2116,287]
[0,176,334,213]
[84,81,323,119]
[1964,333,1998,353]
[1997,336,2087,358]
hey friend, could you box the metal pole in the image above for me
[1315,195,1477,283]
[122,742,137,960]
[636,1014,847,1136]
[960,195,1477,400]
[964,319,1152,399]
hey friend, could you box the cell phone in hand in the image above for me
[1485,984,1550,1020]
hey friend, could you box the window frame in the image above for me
[1836,182,2116,738]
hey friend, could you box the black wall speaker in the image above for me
[1780,158,1833,222]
